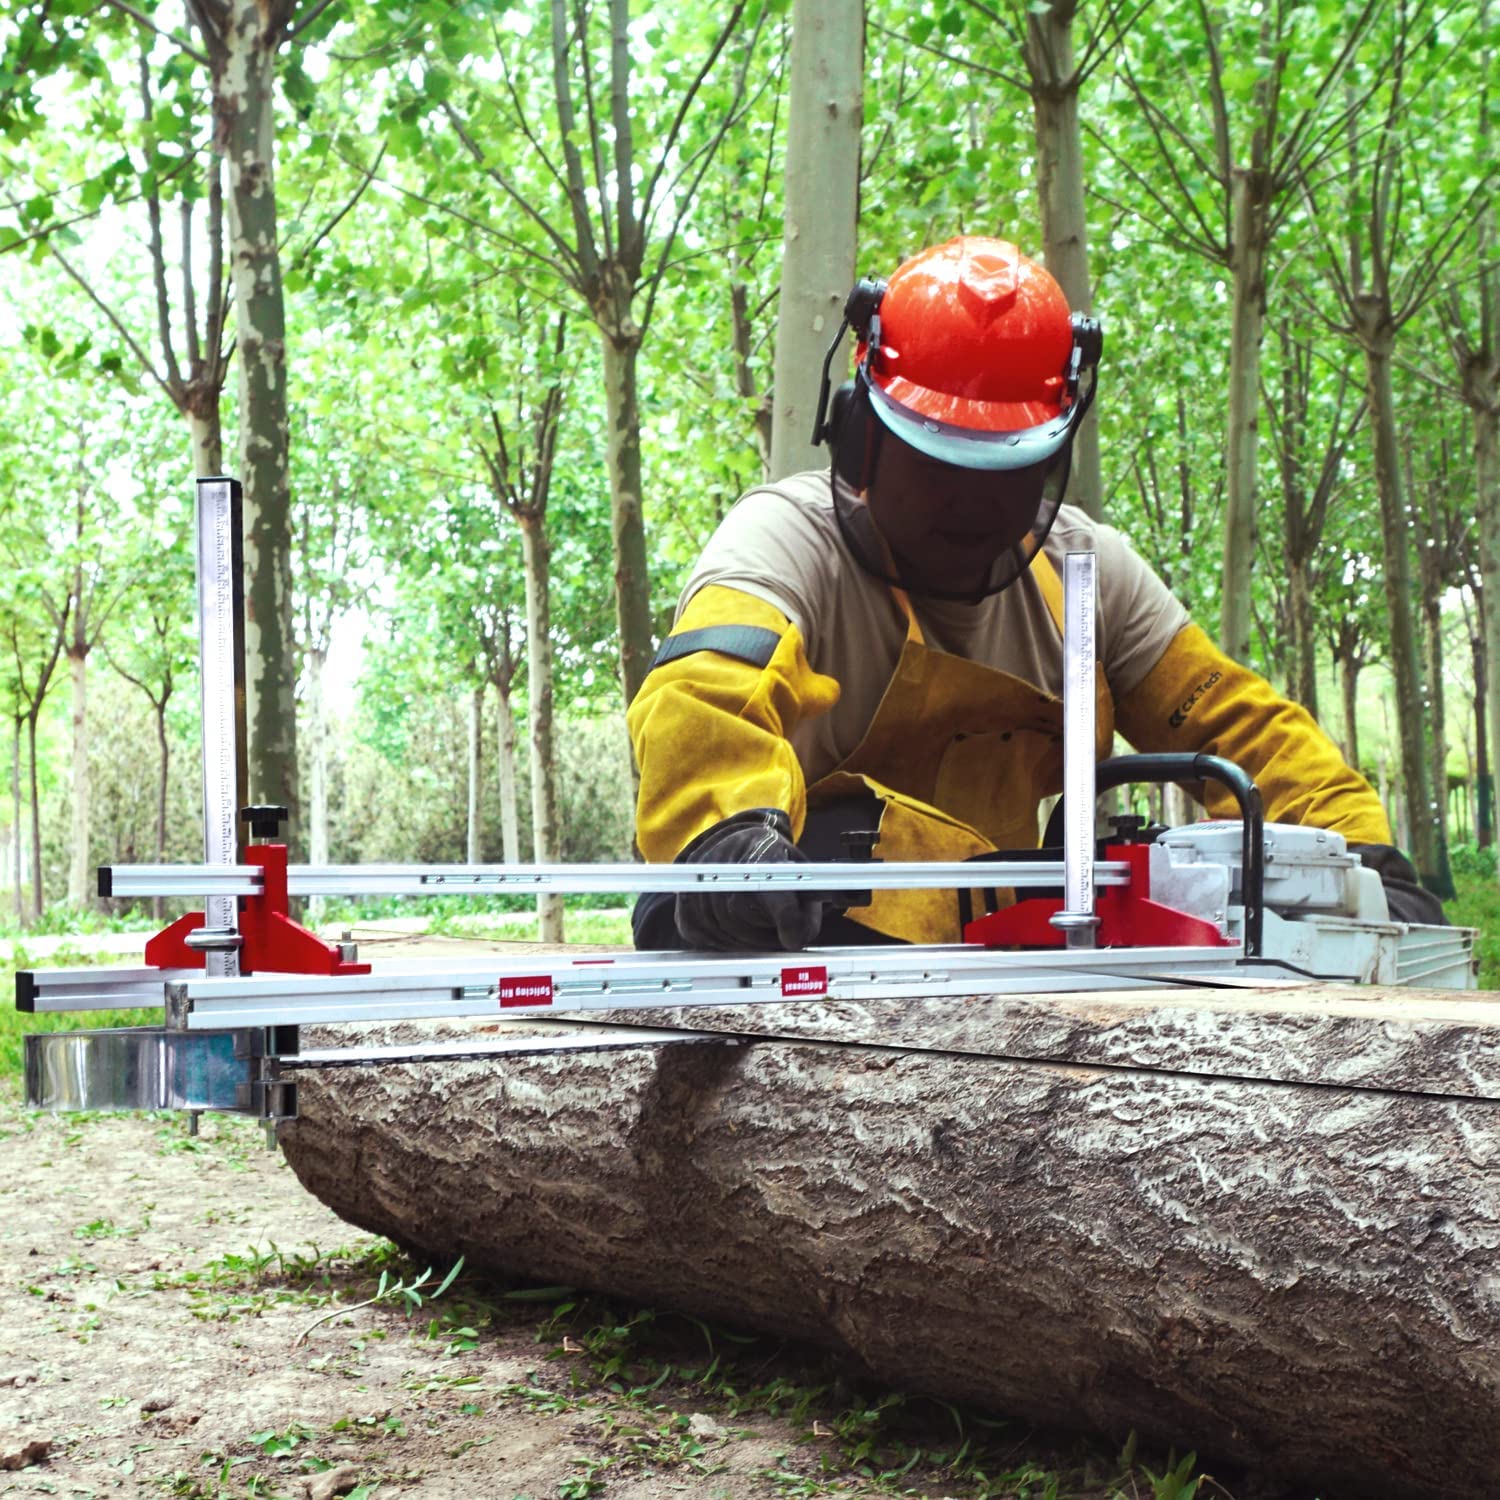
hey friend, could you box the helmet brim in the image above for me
[865,372,1078,472]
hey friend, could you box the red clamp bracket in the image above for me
[963,842,1229,950]
[145,839,371,976]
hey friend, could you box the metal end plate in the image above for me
[24,1028,251,1113]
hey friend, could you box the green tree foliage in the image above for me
[0,0,1495,922]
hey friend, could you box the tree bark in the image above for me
[1475,591,1493,848]
[600,329,655,705]
[10,719,21,925]
[1342,655,1362,772]
[768,0,862,482]
[1023,0,1100,518]
[1287,553,1318,714]
[26,713,43,921]
[307,644,328,917]
[1358,308,1448,892]
[1219,169,1272,663]
[216,0,298,838]
[495,690,520,867]
[283,982,1500,1500]
[519,516,563,941]
[1472,400,1500,863]
[187,407,223,479]
[466,683,483,866]
[1421,550,1451,883]
[66,644,90,907]
[153,697,169,922]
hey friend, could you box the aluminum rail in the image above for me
[1053,551,1100,948]
[98,858,1133,900]
[158,942,1246,1031]
[195,477,248,980]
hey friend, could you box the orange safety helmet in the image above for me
[814,236,1101,473]
[811,236,1102,601]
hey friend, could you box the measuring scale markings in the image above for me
[1055,551,1099,947]
[195,478,248,979]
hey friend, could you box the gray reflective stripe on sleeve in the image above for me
[651,625,782,671]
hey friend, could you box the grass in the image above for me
[1445,866,1500,987]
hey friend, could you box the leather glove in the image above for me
[674,808,828,951]
[1348,844,1450,926]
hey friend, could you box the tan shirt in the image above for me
[677,470,1189,785]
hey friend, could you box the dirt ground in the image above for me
[0,1086,927,1500]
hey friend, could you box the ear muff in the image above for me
[831,381,883,491]
[825,381,855,448]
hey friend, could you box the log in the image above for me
[280,957,1500,1500]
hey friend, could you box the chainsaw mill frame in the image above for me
[20,474,1403,1126]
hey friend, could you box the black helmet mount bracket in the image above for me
[810,277,888,448]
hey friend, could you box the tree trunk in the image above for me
[218,0,298,839]
[307,644,328,918]
[11,718,21,925]
[1475,604,1493,848]
[1024,0,1100,518]
[1219,169,1272,663]
[1359,314,1448,892]
[519,516,563,942]
[26,713,43,922]
[154,698,169,923]
[495,689,521,866]
[466,683,483,865]
[768,0,862,482]
[283,983,1500,1500]
[66,646,90,907]
[729,255,772,478]
[1342,657,1362,772]
[1422,575,1452,892]
[600,328,656,706]
[1287,553,1318,715]
[1475,402,1500,865]
[187,408,223,478]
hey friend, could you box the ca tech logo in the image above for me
[1170,671,1222,728]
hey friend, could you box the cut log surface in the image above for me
[280,943,1500,1500]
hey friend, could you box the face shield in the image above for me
[822,309,1100,603]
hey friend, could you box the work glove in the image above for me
[674,808,828,951]
[1348,844,1450,926]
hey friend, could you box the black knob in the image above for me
[1108,814,1168,846]
[840,829,880,863]
[241,805,289,841]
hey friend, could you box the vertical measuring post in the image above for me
[195,477,248,980]
[1051,551,1099,949]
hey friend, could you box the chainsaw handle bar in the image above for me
[1046,752,1265,959]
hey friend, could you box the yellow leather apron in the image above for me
[807,552,1114,943]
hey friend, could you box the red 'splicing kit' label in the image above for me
[499,975,555,1009]
[780,965,829,998]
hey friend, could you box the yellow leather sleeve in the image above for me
[1115,624,1393,845]
[627,585,842,862]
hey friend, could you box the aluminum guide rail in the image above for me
[98,858,1133,900]
[1054,551,1099,948]
[20,942,1252,1023]
[195,477,247,979]
[151,943,1246,1030]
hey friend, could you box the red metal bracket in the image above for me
[144,842,371,976]
[963,843,1229,950]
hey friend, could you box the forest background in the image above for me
[1,0,1498,956]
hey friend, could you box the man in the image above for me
[628,236,1441,951]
